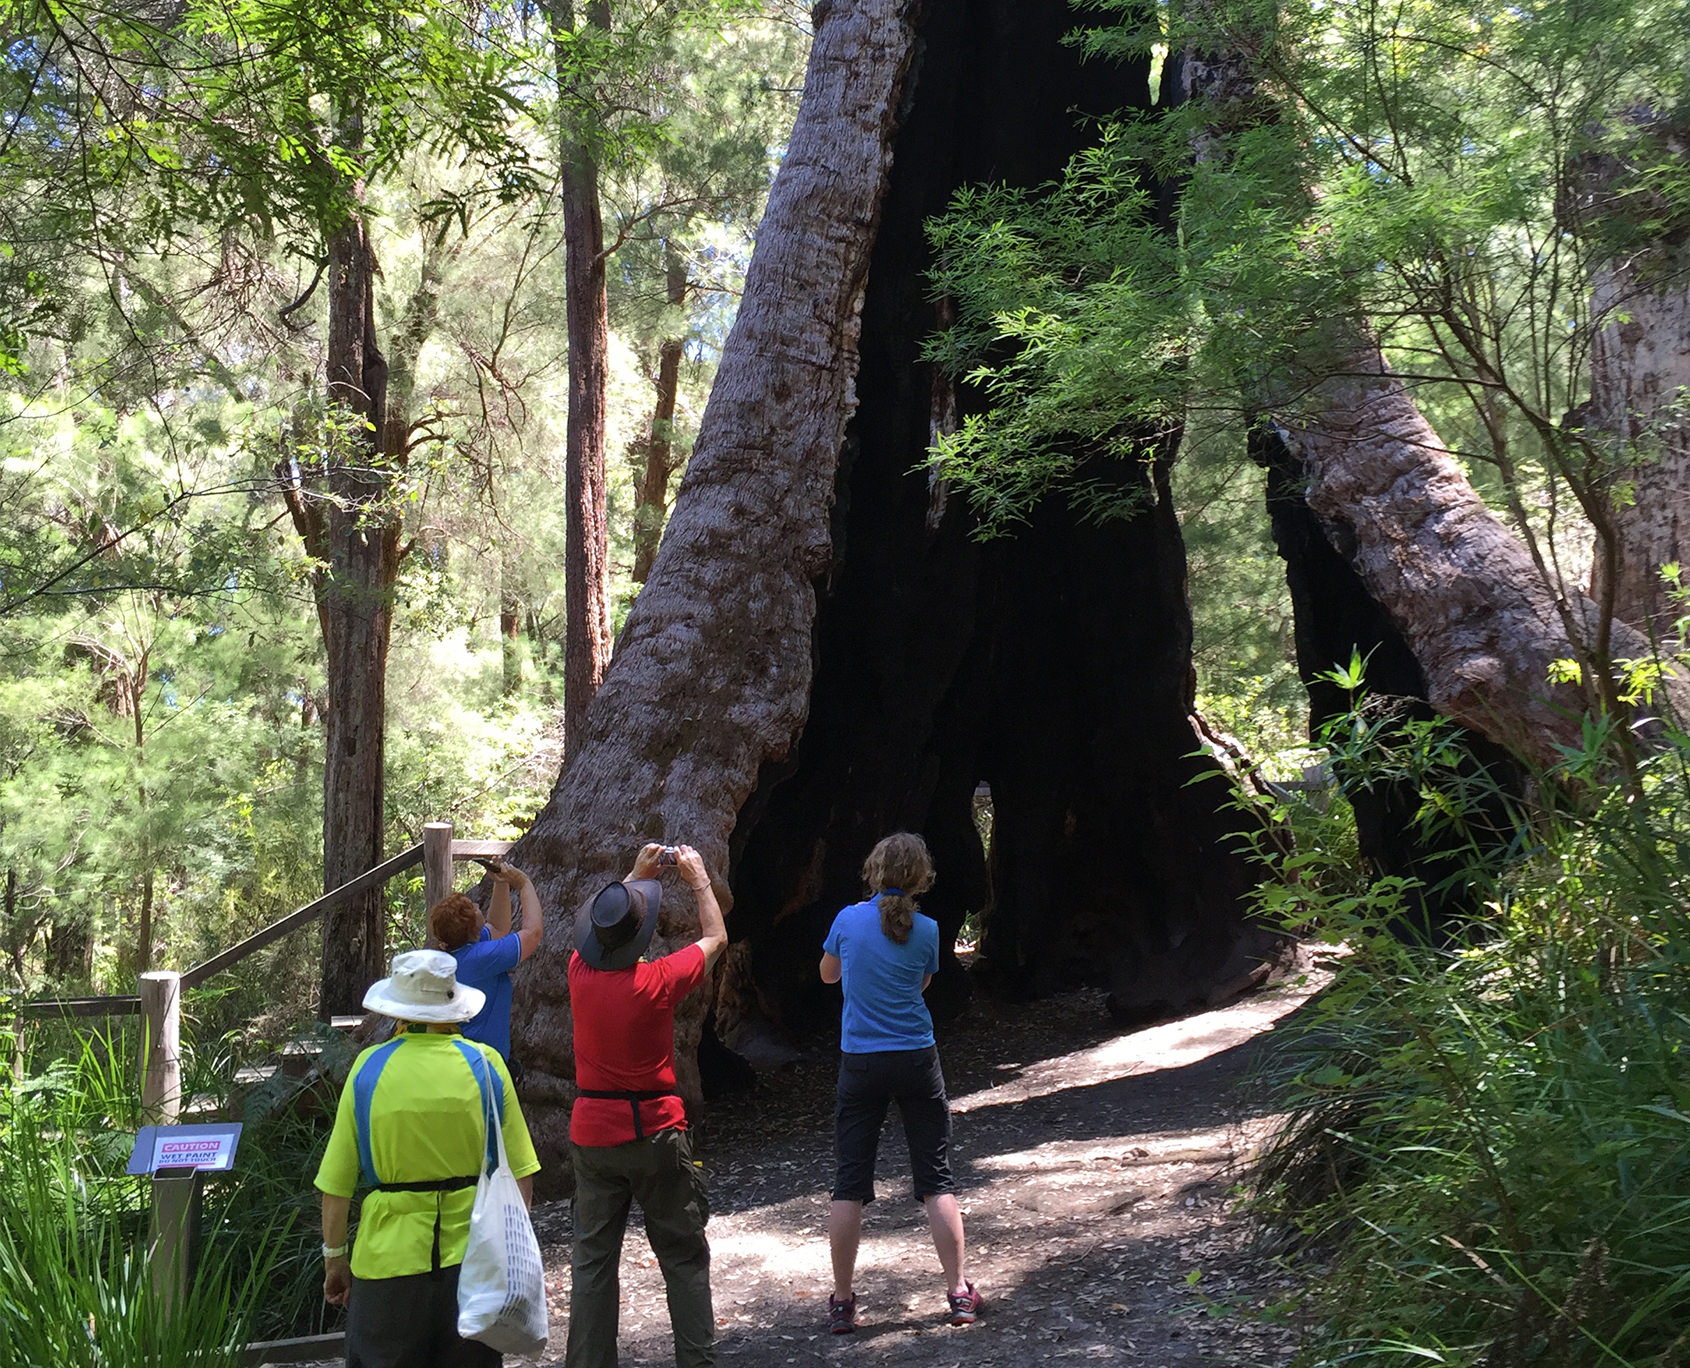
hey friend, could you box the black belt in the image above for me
[577,1088,679,1140]
[369,1174,480,1273]
[374,1175,478,1193]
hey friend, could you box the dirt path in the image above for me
[529,973,1321,1368]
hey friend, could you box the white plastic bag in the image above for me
[457,1061,549,1357]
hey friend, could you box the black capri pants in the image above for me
[832,1045,955,1204]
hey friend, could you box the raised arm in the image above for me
[675,845,728,970]
[492,864,544,960]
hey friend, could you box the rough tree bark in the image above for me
[1272,336,1684,769]
[508,0,1280,1186]
[507,0,926,1183]
[1582,112,1690,639]
[548,0,615,754]
[279,185,454,1014]
[281,205,400,1019]
[1179,44,1690,771]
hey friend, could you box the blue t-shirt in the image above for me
[823,898,940,1053]
[452,926,522,1060]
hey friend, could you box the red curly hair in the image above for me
[428,892,482,951]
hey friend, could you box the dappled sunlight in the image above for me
[705,1228,824,1281]
[950,971,1327,1115]
[970,1124,1241,1177]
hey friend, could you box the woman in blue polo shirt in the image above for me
[818,832,981,1335]
[429,862,543,1071]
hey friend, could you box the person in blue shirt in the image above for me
[428,860,543,1071]
[818,832,981,1335]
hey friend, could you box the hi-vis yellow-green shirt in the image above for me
[315,1030,541,1281]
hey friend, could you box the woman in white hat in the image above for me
[315,948,542,1368]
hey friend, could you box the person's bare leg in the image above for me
[923,1193,968,1297]
[829,1200,864,1302]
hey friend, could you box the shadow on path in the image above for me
[530,972,1324,1368]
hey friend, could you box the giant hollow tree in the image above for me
[921,0,1690,936]
[504,0,1288,1183]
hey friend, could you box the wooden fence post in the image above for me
[139,970,181,1124]
[423,821,453,944]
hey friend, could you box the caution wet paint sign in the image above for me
[126,1123,244,1175]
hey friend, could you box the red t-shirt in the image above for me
[568,943,707,1147]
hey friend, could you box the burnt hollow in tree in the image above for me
[1256,427,1525,945]
[721,0,1283,1052]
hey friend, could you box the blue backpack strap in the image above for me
[452,1039,505,1174]
[352,1037,406,1189]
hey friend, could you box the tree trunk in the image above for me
[1258,423,1526,943]
[501,539,524,696]
[507,0,1278,1188]
[632,248,688,583]
[280,197,401,1019]
[1177,38,1690,768]
[1272,333,1685,769]
[1583,113,1690,638]
[319,213,398,1017]
[550,0,615,756]
[508,0,926,1183]
[132,665,153,974]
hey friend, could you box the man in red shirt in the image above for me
[566,842,728,1368]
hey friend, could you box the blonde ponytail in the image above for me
[879,891,915,945]
[861,833,936,946]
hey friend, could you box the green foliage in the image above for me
[924,0,1690,601]
[1245,692,1690,1366]
[0,0,806,1004]
[0,1029,287,1364]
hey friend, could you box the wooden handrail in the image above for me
[17,994,142,1019]
[450,838,513,858]
[179,844,425,988]
[19,829,511,1015]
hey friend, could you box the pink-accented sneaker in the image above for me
[947,1282,983,1325]
[829,1294,857,1334]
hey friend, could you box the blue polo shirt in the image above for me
[451,926,522,1060]
[824,898,940,1053]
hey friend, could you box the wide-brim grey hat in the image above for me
[575,878,662,971]
[363,948,486,1023]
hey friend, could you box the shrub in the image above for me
[1248,698,1690,1366]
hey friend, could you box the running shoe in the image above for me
[828,1294,857,1334]
[947,1282,983,1326]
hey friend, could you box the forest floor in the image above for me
[523,961,1329,1368]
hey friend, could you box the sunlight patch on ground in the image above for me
[707,1228,823,1280]
[970,1123,1243,1176]
[949,969,1328,1116]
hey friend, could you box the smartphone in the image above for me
[468,855,504,873]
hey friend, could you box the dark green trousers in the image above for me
[565,1128,714,1368]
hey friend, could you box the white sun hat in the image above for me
[362,948,486,1024]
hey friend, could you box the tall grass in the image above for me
[1247,700,1690,1367]
[0,1019,327,1364]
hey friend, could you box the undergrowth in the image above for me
[0,1012,344,1363]
[1245,684,1690,1366]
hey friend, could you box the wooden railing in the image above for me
[18,822,511,1020]
[14,820,511,1121]
[9,819,513,1363]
